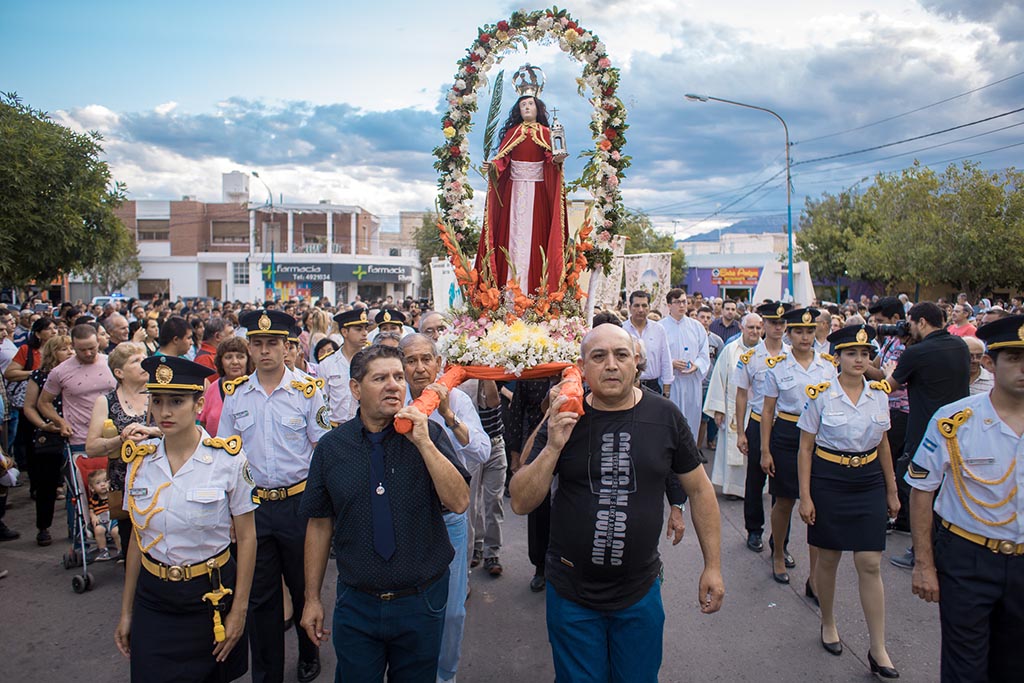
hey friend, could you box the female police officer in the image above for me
[761,308,836,586]
[797,324,900,677]
[114,355,257,682]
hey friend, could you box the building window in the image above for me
[137,219,170,241]
[138,279,170,298]
[232,262,249,285]
[211,220,249,245]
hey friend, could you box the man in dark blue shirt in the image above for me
[300,345,470,682]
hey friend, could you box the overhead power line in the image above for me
[796,70,1024,145]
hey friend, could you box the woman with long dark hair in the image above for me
[476,84,569,296]
[4,317,57,496]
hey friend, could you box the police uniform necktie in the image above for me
[366,430,396,561]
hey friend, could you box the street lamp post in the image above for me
[684,94,794,299]
[251,171,276,298]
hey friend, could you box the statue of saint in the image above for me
[477,68,569,296]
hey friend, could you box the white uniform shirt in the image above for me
[798,379,891,452]
[906,393,1024,542]
[623,319,673,386]
[124,433,257,566]
[217,367,330,488]
[406,386,490,469]
[764,352,838,415]
[317,349,357,425]
[732,340,790,414]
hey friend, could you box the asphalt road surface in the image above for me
[0,450,941,681]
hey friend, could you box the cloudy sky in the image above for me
[3,0,1022,237]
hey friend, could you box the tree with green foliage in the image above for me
[618,209,687,286]
[0,92,130,289]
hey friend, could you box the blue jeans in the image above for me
[438,511,468,681]
[332,570,449,682]
[546,578,665,683]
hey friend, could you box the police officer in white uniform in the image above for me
[218,309,331,683]
[318,309,370,426]
[797,324,900,676]
[907,314,1024,683]
[115,355,257,683]
[734,301,791,552]
[761,307,837,584]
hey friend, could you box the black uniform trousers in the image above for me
[249,494,317,683]
[742,416,766,534]
[934,521,1024,683]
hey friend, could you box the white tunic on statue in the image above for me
[704,338,754,497]
[659,314,711,434]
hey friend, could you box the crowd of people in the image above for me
[0,285,1021,682]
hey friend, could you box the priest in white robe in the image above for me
[704,313,762,497]
[659,289,711,434]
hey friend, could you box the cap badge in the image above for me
[1018,323,1024,341]
[155,365,174,385]
[360,311,368,323]
[383,311,392,323]
[258,314,272,331]
[802,311,812,324]
[856,328,868,344]
[776,305,785,317]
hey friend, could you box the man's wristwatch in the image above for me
[672,503,685,513]
[446,413,462,430]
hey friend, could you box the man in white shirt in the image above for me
[659,289,710,435]
[622,290,672,398]
[964,336,994,395]
[318,309,371,426]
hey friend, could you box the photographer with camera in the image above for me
[866,297,911,532]
[882,302,970,569]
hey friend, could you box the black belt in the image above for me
[350,569,447,601]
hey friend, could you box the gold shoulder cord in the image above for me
[939,409,1017,527]
[125,457,171,553]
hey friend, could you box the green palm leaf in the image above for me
[482,70,505,161]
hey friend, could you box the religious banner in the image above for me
[429,257,463,314]
[623,252,673,310]
[588,235,627,318]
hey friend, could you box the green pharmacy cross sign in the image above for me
[352,265,369,281]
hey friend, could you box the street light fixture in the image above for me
[251,171,276,297]
[684,93,795,299]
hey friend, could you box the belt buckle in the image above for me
[849,456,862,468]
[998,540,1016,555]
[167,565,185,582]
[268,488,282,501]
[379,591,397,601]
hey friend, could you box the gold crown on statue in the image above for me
[512,63,546,98]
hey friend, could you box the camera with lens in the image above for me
[876,321,910,337]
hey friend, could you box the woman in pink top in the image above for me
[198,337,254,436]
[946,303,977,337]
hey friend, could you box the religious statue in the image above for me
[476,64,569,296]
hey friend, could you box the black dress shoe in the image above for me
[297,655,321,682]
[0,526,20,542]
[772,570,790,584]
[529,574,546,592]
[746,532,763,552]
[805,579,819,606]
[820,626,842,656]
[869,651,900,678]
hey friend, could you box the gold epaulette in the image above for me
[122,440,158,463]
[938,408,972,440]
[869,380,892,394]
[203,435,242,456]
[740,348,755,365]
[223,375,250,396]
[821,352,838,366]
[765,353,787,368]
[939,407,1017,527]
[291,377,325,399]
[805,382,831,400]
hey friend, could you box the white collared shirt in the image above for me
[731,340,790,414]
[623,319,673,385]
[907,393,1024,542]
[318,348,357,424]
[217,367,330,488]
[660,315,711,379]
[798,379,890,452]
[124,431,257,566]
[764,351,838,415]
[406,385,490,468]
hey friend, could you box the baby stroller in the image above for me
[61,445,112,593]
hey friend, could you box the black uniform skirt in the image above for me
[808,447,887,551]
[768,417,801,499]
[131,557,248,683]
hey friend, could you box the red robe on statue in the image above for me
[476,122,569,296]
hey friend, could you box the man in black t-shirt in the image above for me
[884,301,970,569]
[511,324,724,683]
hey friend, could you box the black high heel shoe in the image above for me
[868,651,900,678]
[805,579,819,606]
[820,626,842,656]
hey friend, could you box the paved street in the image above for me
[0,451,941,681]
